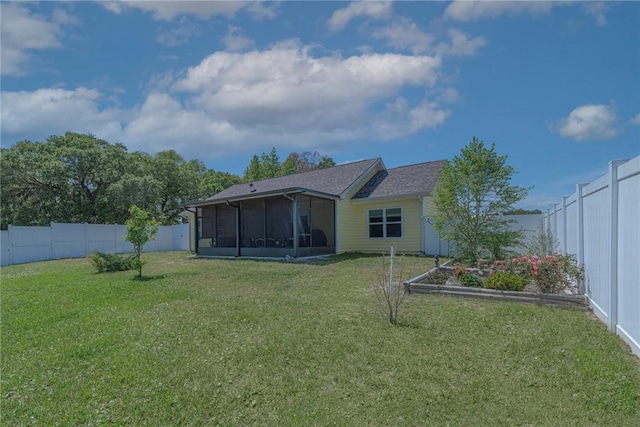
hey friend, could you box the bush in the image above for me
[534,253,583,293]
[88,250,136,273]
[459,273,483,287]
[423,269,450,285]
[454,265,467,279]
[484,272,527,291]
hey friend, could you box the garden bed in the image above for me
[404,267,588,308]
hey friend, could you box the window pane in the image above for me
[369,209,383,223]
[387,223,402,237]
[386,208,402,223]
[369,224,383,238]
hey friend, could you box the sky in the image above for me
[1,1,639,210]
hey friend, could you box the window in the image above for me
[368,208,402,238]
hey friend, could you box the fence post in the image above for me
[607,159,628,332]
[576,183,587,294]
[7,224,13,266]
[561,196,568,254]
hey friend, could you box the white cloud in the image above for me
[444,0,556,22]
[373,98,450,138]
[436,29,487,56]
[631,113,640,126]
[103,1,247,21]
[371,19,485,58]
[223,26,255,52]
[2,43,450,160]
[172,41,441,132]
[554,104,621,141]
[582,2,608,26]
[0,88,125,143]
[0,3,69,75]
[156,17,202,47]
[444,0,610,26]
[328,1,392,31]
[372,18,433,54]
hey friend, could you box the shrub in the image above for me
[423,269,450,285]
[484,272,527,291]
[489,253,583,293]
[459,273,483,287]
[534,253,583,293]
[88,250,136,273]
[453,265,467,278]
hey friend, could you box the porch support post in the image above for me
[292,195,298,258]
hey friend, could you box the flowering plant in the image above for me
[487,252,583,293]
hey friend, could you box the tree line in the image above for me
[0,132,335,228]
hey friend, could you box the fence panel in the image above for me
[1,223,189,267]
[543,155,639,356]
[1,230,10,267]
[9,226,53,265]
[173,224,190,251]
[616,159,640,353]
[87,224,118,254]
[52,223,87,259]
[581,185,611,322]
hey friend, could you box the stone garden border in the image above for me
[403,267,588,309]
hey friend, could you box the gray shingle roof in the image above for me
[351,160,446,200]
[197,158,382,204]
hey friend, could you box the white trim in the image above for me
[340,158,384,200]
[368,207,403,239]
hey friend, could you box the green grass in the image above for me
[2,252,639,426]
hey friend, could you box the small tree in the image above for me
[125,205,159,277]
[431,137,530,264]
[372,247,405,325]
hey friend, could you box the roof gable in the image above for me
[352,160,446,200]
[198,158,382,204]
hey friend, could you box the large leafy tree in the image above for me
[1,133,130,227]
[0,132,240,228]
[431,137,530,263]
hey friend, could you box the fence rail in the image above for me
[543,155,639,357]
[1,222,189,267]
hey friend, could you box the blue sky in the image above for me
[1,1,639,209]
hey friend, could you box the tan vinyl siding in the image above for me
[338,197,422,254]
[336,163,384,252]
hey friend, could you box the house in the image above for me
[188,158,446,258]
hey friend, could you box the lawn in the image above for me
[2,252,639,425]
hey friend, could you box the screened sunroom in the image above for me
[195,194,335,258]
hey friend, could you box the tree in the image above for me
[1,132,240,228]
[125,205,159,278]
[431,137,530,263]
[0,133,130,227]
[242,148,337,182]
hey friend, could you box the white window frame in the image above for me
[368,207,403,238]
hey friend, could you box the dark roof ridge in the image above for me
[387,159,447,170]
[244,157,382,185]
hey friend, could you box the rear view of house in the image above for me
[188,158,445,258]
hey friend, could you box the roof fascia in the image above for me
[339,158,385,200]
[188,187,339,207]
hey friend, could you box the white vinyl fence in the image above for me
[1,222,189,267]
[543,156,640,357]
[423,214,543,257]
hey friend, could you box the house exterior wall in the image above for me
[338,197,422,254]
[336,162,384,253]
